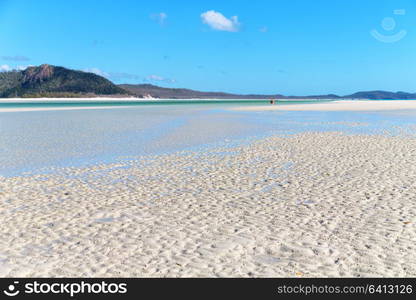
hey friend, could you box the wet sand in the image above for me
[0,106,135,113]
[232,100,416,112]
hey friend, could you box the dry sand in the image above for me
[233,100,416,111]
[0,132,415,277]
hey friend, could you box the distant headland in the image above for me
[0,64,415,100]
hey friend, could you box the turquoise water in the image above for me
[0,99,332,109]
[1,100,416,177]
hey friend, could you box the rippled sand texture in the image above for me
[1,132,415,277]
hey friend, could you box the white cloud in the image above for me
[151,12,167,25]
[0,64,11,72]
[16,65,33,71]
[0,64,33,72]
[201,10,240,32]
[84,68,109,77]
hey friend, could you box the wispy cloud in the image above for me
[1,55,30,62]
[259,26,268,33]
[145,74,176,83]
[17,65,32,70]
[83,68,110,77]
[201,10,240,32]
[108,72,141,81]
[83,67,175,84]
[84,67,146,83]
[150,12,167,25]
[0,64,32,72]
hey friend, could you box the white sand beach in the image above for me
[0,106,135,113]
[1,132,415,277]
[0,97,141,102]
[233,100,416,112]
[4,0,416,281]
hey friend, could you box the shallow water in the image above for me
[1,101,416,176]
[0,99,329,109]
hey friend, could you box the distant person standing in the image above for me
[270,99,276,105]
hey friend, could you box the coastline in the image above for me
[2,98,416,113]
[0,97,340,103]
[0,106,135,113]
[0,98,331,113]
[232,100,416,111]
[0,97,145,103]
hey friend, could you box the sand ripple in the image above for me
[0,132,415,277]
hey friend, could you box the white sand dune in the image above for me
[232,100,416,112]
[0,132,415,277]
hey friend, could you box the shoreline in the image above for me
[232,100,416,112]
[0,97,344,103]
[0,97,145,103]
[2,99,416,113]
[0,106,135,113]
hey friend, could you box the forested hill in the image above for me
[0,64,130,98]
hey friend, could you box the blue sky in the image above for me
[0,0,415,95]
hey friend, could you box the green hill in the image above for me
[0,64,130,98]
